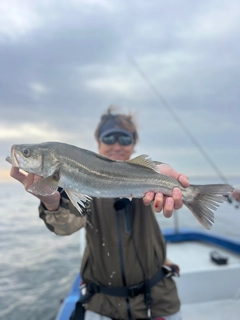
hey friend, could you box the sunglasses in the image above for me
[101,134,134,146]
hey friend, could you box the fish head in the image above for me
[10,143,59,176]
[11,143,44,174]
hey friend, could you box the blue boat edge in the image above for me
[55,228,240,320]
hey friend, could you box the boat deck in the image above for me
[167,241,240,320]
[182,299,240,320]
[56,229,240,320]
[167,241,240,273]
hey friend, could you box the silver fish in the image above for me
[6,141,233,230]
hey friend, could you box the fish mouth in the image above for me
[11,145,23,168]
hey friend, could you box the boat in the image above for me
[55,49,240,320]
[55,227,240,320]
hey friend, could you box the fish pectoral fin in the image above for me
[127,155,160,173]
[65,189,92,215]
[27,175,59,196]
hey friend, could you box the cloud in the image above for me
[179,1,240,39]
[29,82,49,100]
[0,0,240,181]
[0,1,41,41]
[0,122,71,141]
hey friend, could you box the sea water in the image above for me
[0,177,239,320]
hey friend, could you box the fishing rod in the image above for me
[127,55,238,207]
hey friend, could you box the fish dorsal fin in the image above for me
[126,155,160,173]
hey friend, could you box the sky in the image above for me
[1,0,240,183]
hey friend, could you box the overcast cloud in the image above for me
[1,0,240,182]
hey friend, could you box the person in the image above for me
[232,189,240,202]
[10,107,190,320]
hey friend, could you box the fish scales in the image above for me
[60,160,178,198]
[50,142,180,197]
[6,141,234,230]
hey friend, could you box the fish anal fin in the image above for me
[65,189,92,215]
[127,155,160,173]
[27,175,59,196]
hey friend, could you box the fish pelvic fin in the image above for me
[65,189,92,215]
[27,173,60,196]
[127,155,160,173]
[184,184,233,230]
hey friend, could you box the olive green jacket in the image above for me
[39,195,180,319]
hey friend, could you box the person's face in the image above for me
[98,133,135,161]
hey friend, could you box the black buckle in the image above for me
[87,283,100,294]
[162,264,179,277]
[128,282,144,298]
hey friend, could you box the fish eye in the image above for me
[23,148,31,157]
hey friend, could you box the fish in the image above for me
[6,141,233,230]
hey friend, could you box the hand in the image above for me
[143,164,190,218]
[232,189,240,202]
[10,166,60,211]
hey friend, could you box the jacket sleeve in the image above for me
[39,195,87,236]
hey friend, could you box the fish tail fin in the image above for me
[183,184,233,230]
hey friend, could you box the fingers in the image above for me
[143,187,184,217]
[172,188,183,210]
[162,187,183,216]
[10,166,27,184]
[177,174,190,188]
[23,173,39,190]
[143,191,155,206]
[10,166,42,191]
[153,193,164,213]
[9,166,59,208]
[144,164,189,216]
[144,189,183,215]
[157,164,190,187]
[143,192,174,217]
[162,197,174,218]
[232,189,240,202]
[143,192,165,213]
